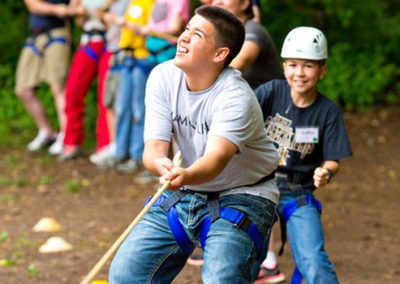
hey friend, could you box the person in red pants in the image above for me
[59,0,114,160]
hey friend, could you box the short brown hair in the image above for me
[195,5,245,67]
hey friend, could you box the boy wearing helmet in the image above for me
[254,27,352,284]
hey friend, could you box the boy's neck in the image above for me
[184,68,224,92]
[291,91,318,108]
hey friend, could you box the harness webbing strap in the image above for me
[79,45,106,62]
[144,194,195,255]
[291,266,303,284]
[166,206,195,255]
[24,41,43,56]
[282,194,322,222]
[44,36,67,49]
[160,190,186,212]
[200,207,263,254]
[24,35,68,57]
[205,192,220,222]
[279,194,322,284]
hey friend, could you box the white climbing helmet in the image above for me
[281,26,328,60]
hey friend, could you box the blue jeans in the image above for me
[109,190,277,284]
[114,56,152,161]
[279,193,339,284]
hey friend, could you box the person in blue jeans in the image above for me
[109,0,154,173]
[114,55,153,172]
[254,26,353,284]
[109,6,279,283]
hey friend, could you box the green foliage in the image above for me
[0,1,28,65]
[261,0,400,109]
[319,43,398,110]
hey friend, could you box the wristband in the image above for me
[325,168,333,183]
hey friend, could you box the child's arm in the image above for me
[230,41,260,73]
[313,160,339,188]
[24,0,68,17]
[67,0,87,27]
[158,136,238,191]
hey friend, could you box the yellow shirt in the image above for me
[119,0,154,59]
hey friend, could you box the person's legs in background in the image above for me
[116,59,149,173]
[95,49,111,152]
[45,28,71,155]
[15,29,70,152]
[60,41,102,160]
[16,87,57,151]
[114,55,134,168]
[89,51,121,167]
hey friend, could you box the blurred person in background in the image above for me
[59,0,113,160]
[88,0,131,168]
[15,0,71,155]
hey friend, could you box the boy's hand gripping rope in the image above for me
[80,151,183,284]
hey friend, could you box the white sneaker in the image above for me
[48,132,64,155]
[116,159,142,173]
[134,170,159,184]
[27,129,55,151]
[89,143,116,168]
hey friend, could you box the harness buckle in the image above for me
[235,215,252,231]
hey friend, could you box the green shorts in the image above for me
[15,27,71,93]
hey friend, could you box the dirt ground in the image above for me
[1,105,399,284]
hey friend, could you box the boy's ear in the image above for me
[319,65,327,80]
[214,47,229,63]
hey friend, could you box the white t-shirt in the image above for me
[145,60,279,202]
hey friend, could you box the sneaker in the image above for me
[116,159,142,173]
[48,132,64,155]
[58,145,82,161]
[27,129,56,151]
[89,143,116,168]
[133,170,159,184]
[254,265,286,284]
[186,251,204,266]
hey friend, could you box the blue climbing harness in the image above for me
[144,190,265,256]
[78,30,106,62]
[24,30,68,57]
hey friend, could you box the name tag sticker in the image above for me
[295,127,319,143]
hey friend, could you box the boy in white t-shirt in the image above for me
[109,6,279,283]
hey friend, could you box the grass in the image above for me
[0,230,9,243]
[0,175,13,186]
[66,178,81,193]
[27,263,39,277]
[0,193,18,203]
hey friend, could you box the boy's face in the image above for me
[174,14,222,72]
[283,59,327,96]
